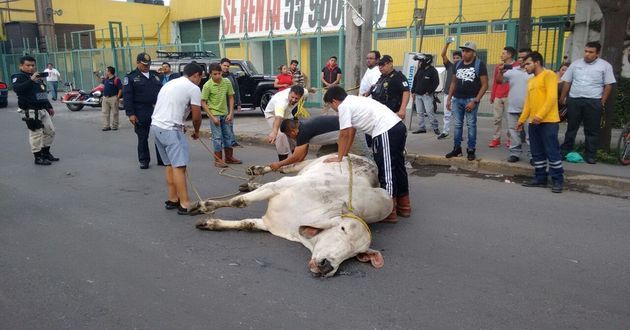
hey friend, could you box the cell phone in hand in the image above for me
[37,72,49,78]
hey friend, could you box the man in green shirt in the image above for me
[201,63,241,167]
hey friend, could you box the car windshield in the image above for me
[246,61,260,75]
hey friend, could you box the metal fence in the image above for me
[0,17,568,95]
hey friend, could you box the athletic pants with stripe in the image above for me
[529,123,564,184]
[372,121,408,198]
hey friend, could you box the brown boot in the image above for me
[224,147,242,164]
[396,194,411,217]
[214,151,228,168]
[381,198,398,223]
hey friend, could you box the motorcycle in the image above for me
[61,82,124,112]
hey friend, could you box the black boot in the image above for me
[41,146,59,161]
[34,151,52,165]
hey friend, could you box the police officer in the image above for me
[369,54,410,119]
[12,55,59,165]
[124,53,163,169]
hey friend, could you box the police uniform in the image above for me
[12,70,59,165]
[123,53,163,168]
[371,69,409,113]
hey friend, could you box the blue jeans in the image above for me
[529,123,564,184]
[210,115,235,152]
[48,81,58,100]
[452,97,478,149]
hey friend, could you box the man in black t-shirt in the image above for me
[445,41,488,161]
[369,55,410,119]
[269,116,340,171]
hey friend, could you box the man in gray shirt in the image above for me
[560,41,616,164]
[496,59,532,162]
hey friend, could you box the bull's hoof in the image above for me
[195,218,220,230]
[239,182,262,192]
[246,165,267,176]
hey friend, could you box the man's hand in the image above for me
[212,116,220,126]
[532,117,542,125]
[128,115,138,126]
[559,97,567,106]
[446,98,452,111]
[226,113,233,123]
[465,100,477,112]
[31,72,41,81]
[515,122,523,132]
[191,131,200,140]
[267,131,277,144]
[397,110,406,120]
[270,162,282,171]
[324,155,342,163]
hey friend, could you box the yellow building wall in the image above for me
[387,0,576,27]
[170,0,221,21]
[0,0,170,47]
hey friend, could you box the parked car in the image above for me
[0,80,8,108]
[151,50,277,114]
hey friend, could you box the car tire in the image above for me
[66,104,84,111]
[259,89,276,115]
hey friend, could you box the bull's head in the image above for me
[299,216,384,277]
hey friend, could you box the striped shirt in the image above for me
[201,77,235,116]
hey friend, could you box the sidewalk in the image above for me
[228,107,629,196]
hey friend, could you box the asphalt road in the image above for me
[1,99,629,329]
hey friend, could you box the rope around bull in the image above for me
[341,156,372,240]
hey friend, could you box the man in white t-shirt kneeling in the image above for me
[150,63,204,216]
[264,85,307,161]
[323,86,410,223]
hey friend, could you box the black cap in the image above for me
[136,52,152,65]
[377,55,393,65]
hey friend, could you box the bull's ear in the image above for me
[299,225,324,239]
[356,249,384,268]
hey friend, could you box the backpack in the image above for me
[455,58,481,79]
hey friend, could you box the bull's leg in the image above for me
[246,159,314,176]
[191,180,286,214]
[196,218,268,232]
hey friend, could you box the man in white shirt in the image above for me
[265,85,308,161]
[560,41,616,164]
[323,86,410,223]
[150,63,204,215]
[359,50,382,97]
[43,63,61,101]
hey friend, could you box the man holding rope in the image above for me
[265,85,308,161]
[150,62,204,215]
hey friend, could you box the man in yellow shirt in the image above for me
[516,52,564,193]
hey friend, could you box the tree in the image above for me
[594,0,630,151]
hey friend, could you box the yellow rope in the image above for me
[341,156,372,240]
[294,97,310,119]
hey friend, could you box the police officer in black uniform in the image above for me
[12,55,59,165]
[124,53,163,169]
[369,54,410,118]
[365,54,410,147]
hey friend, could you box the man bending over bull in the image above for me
[323,86,410,223]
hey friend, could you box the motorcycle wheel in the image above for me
[66,104,84,111]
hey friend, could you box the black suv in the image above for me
[151,51,277,114]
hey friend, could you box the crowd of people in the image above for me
[12,39,616,217]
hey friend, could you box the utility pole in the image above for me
[344,0,373,94]
[518,0,532,50]
[34,0,56,52]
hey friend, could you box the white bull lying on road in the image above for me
[193,154,392,277]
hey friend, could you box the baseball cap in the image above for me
[136,52,152,65]
[377,55,393,65]
[460,41,477,51]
